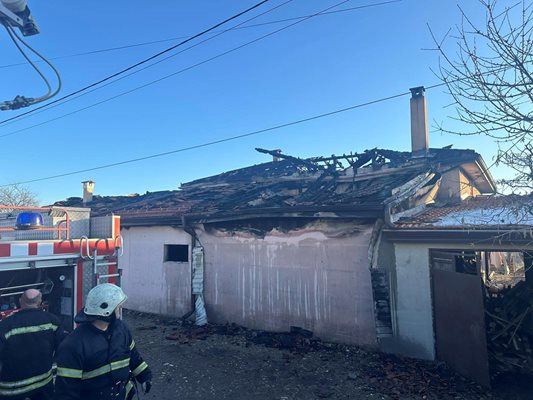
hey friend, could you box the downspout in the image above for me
[181,215,208,326]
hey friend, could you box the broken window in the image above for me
[164,244,189,262]
[431,250,478,275]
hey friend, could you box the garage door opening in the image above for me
[430,250,532,389]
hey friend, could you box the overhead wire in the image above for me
[0,0,273,121]
[2,23,51,99]
[0,0,299,128]
[0,73,520,188]
[0,1,401,70]
[1,22,61,108]
[0,0,401,139]
[0,91,411,187]
[0,0,402,128]
[0,0,517,187]
[0,86,521,191]
[7,24,62,102]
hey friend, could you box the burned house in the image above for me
[54,88,533,386]
[54,142,497,337]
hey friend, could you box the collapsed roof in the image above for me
[54,147,495,226]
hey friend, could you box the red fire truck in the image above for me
[0,205,121,328]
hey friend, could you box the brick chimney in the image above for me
[410,86,429,157]
[82,180,94,204]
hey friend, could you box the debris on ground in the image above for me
[485,280,533,376]
[125,310,507,400]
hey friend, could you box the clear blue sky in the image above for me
[0,0,510,205]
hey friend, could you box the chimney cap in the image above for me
[409,86,425,97]
[82,180,94,184]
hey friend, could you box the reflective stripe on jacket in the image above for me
[55,319,151,400]
[0,309,66,398]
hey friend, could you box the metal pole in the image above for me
[0,282,44,292]
[0,3,23,28]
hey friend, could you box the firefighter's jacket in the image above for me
[55,319,151,400]
[0,308,65,398]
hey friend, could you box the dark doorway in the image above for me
[430,250,491,387]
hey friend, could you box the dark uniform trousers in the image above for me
[54,319,151,400]
[0,309,66,400]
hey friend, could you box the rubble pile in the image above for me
[485,280,533,375]
[363,355,487,399]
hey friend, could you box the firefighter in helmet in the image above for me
[54,284,152,400]
[0,289,66,400]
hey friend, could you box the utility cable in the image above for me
[7,24,62,102]
[0,1,401,70]
[0,91,410,187]
[0,0,298,128]
[0,0,272,120]
[0,0,402,128]
[0,22,61,110]
[2,23,51,98]
[0,0,397,139]
[0,79,519,190]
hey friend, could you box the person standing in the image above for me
[54,283,152,400]
[0,289,66,400]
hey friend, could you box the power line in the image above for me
[0,0,400,139]
[0,0,273,125]
[1,22,62,109]
[0,91,410,187]
[0,0,295,129]
[1,79,517,187]
[0,81,519,188]
[0,1,401,71]
[0,0,402,129]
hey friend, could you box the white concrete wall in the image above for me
[120,226,192,316]
[391,241,533,361]
[394,243,435,360]
[197,223,377,346]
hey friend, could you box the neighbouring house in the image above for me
[54,87,533,386]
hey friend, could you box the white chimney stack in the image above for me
[410,86,429,156]
[82,180,94,204]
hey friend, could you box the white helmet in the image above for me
[84,283,127,318]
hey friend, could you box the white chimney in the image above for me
[82,180,94,204]
[410,86,429,156]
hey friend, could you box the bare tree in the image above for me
[0,184,39,206]
[430,0,533,193]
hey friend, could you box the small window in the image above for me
[164,245,188,262]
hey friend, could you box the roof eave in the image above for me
[120,205,385,227]
[383,227,533,246]
[473,155,497,193]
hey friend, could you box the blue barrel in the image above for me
[15,212,43,230]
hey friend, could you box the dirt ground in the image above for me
[124,311,528,400]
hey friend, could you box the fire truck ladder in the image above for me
[80,236,123,286]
